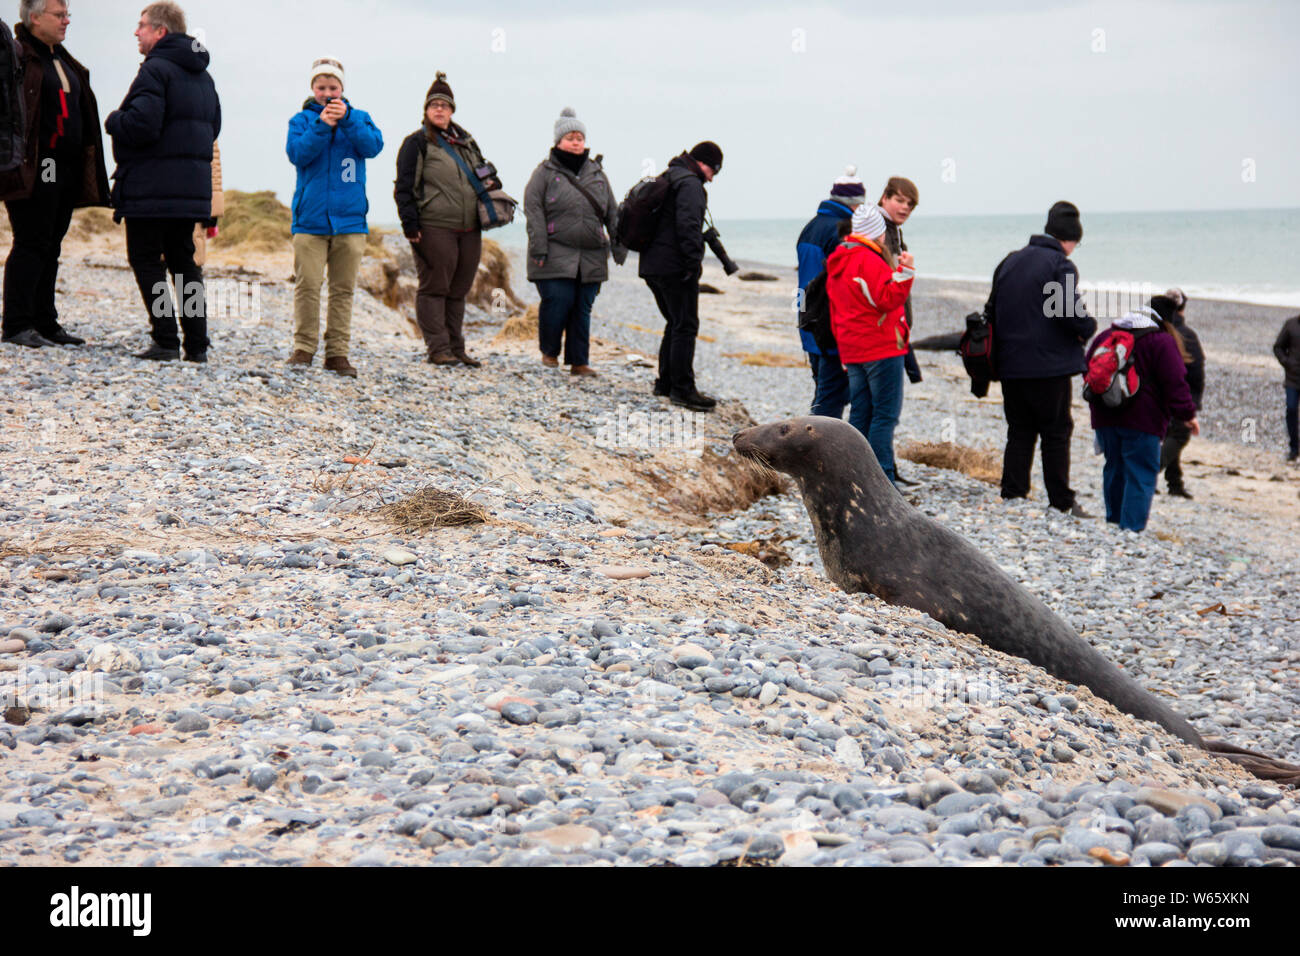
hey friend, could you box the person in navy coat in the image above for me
[105,2,221,362]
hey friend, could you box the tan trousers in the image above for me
[293,232,367,358]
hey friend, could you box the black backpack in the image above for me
[615,173,672,252]
[797,269,838,355]
[0,20,25,174]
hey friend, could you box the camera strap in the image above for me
[433,131,499,226]
[554,164,608,223]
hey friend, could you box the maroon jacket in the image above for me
[1086,325,1197,438]
[0,22,109,205]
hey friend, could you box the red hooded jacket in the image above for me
[826,236,915,364]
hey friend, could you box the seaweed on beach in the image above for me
[376,487,489,531]
[898,440,1001,485]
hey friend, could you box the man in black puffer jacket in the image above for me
[106,2,221,363]
[985,201,1097,516]
[638,142,721,412]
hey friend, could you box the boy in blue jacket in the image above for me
[286,57,382,377]
[795,166,864,418]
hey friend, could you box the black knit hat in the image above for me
[1148,295,1179,324]
[1045,200,1082,242]
[425,71,455,111]
[689,141,723,173]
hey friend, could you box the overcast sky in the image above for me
[48,0,1300,221]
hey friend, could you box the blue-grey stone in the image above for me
[247,766,277,791]
[174,711,209,733]
[501,702,539,725]
[1133,842,1182,866]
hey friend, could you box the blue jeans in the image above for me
[1286,386,1299,456]
[809,352,849,419]
[846,355,905,482]
[535,278,601,366]
[1096,426,1161,532]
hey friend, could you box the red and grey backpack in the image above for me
[1082,318,1158,410]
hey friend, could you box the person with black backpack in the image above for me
[1083,295,1199,532]
[636,142,723,412]
[0,0,111,349]
[523,107,625,378]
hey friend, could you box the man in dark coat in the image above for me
[1158,288,1206,496]
[985,200,1097,515]
[638,142,721,412]
[0,0,111,349]
[1274,313,1300,462]
[105,2,221,362]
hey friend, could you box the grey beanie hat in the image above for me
[554,107,587,145]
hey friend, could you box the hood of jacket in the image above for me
[826,237,886,281]
[667,152,705,181]
[147,32,210,74]
[816,199,855,220]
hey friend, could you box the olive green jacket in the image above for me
[393,121,486,233]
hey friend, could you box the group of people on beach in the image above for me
[796,179,1297,533]
[3,2,1297,512]
[0,1,726,412]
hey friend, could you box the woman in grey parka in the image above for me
[524,107,625,376]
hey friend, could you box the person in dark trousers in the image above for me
[1157,288,1205,496]
[524,107,624,377]
[877,176,923,386]
[877,176,922,486]
[795,166,864,418]
[106,2,221,363]
[1274,313,1300,462]
[638,141,722,413]
[986,201,1097,516]
[393,71,495,368]
[0,0,111,349]
[1086,297,1199,532]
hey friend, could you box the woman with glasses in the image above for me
[394,71,496,368]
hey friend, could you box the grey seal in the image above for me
[734,416,1201,743]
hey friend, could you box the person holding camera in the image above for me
[286,56,383,378]
[524,108,624,378]
[394,71,495,368]
[638,141,723,412]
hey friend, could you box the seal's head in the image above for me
[733,416,876,482]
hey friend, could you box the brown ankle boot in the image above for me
[428,351,460,366]
[287,349,313,366]
[324,355,357,378]
[570,365,598,377]
[454,350,482,368]
[541,354,559,368]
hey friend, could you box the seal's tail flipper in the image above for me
[1203,739,1300,785]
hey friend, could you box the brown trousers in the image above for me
[413,226,481,357]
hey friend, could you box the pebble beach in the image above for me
[0,226,1297,868]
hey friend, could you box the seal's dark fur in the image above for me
[734,417,1203,745]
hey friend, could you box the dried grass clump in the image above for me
[494,302,539,342]
[898,441,1001,485]
[377,487,489,532]
[70,207,120,238]
[213,190,292,250]
[724,351,806,368]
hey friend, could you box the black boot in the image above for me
[135,344,180,361]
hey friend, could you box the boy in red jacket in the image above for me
[826,204,915,484]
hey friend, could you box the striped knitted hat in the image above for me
[851,204,887,240]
